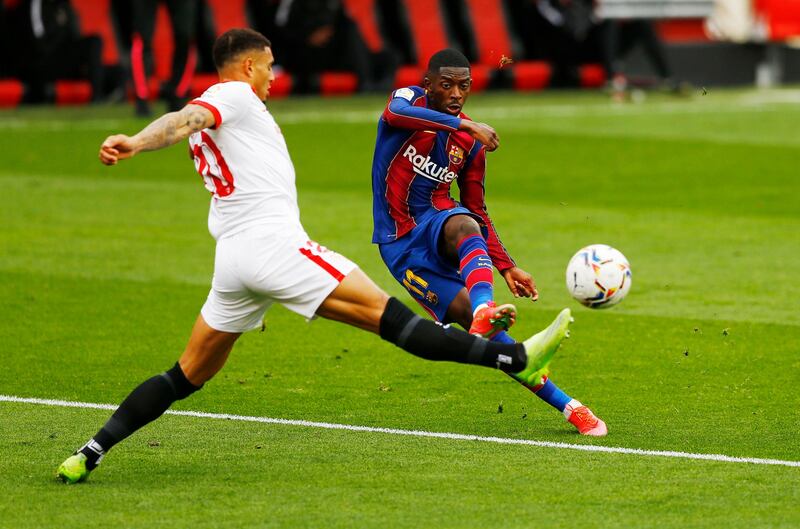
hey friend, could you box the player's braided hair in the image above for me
[213,28,272,69]
[427,49,470,74]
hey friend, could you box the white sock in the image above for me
[472,303,489,317]
[563,399,582,420]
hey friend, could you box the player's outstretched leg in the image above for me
[511,308,573,386]
[376,296,527,371]
[515,311,609,437]
[56,361,203,484]
[528,378,607,436]
[443,217,514,340]
[317,270,567,374]
[517,372,607,436]
[57,316,238,483]
[457,234,515,339]
[493,330,607,437]
[379,299,574,379]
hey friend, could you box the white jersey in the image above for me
[188,81,301,240]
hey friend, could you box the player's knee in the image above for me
[444,215,481,247]
[367,291,391,325]
[461,216,482,236]
[373,290,390,310]
[348,269,390,312]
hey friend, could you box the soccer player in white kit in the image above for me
[57,29,573,484]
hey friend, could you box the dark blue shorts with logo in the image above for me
[378,207,486,322]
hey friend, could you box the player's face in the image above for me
[425,67,472,116]
[251,47,276,101]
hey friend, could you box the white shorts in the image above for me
[201,230,358,333]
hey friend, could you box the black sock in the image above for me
[379,297,526,372]
[80,363,201,469]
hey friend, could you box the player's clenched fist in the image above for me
[99,134,138,165]
[460,120,499,151]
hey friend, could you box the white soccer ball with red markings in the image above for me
[566,244,632,309]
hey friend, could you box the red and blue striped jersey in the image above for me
[371,86,515,271]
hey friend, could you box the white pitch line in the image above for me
[2,394,798,468]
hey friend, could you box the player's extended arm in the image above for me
[98,104,216,165]
[384,96,499,151]
[458,149,538,299]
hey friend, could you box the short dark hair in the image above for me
[426,49,470,74]
[213,28,271,69]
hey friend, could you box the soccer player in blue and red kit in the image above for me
[371,49,607,436]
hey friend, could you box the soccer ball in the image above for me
[566,244,632,309]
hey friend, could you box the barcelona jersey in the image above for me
[371,86,514,271]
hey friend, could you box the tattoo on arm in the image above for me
[185,107,211,133]
[132,105,216,153]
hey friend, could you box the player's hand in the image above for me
[461,120,499,151]
[99,134,138,165]
[501,267,538,301]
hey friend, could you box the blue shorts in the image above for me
[378,207,483,322]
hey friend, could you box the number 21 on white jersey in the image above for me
[190,131,235,198]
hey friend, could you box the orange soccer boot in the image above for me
[564,401,608,437]
[468,301,516,339]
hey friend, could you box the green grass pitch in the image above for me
[1,89,798,528]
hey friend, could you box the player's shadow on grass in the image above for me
[539,427,593,439]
